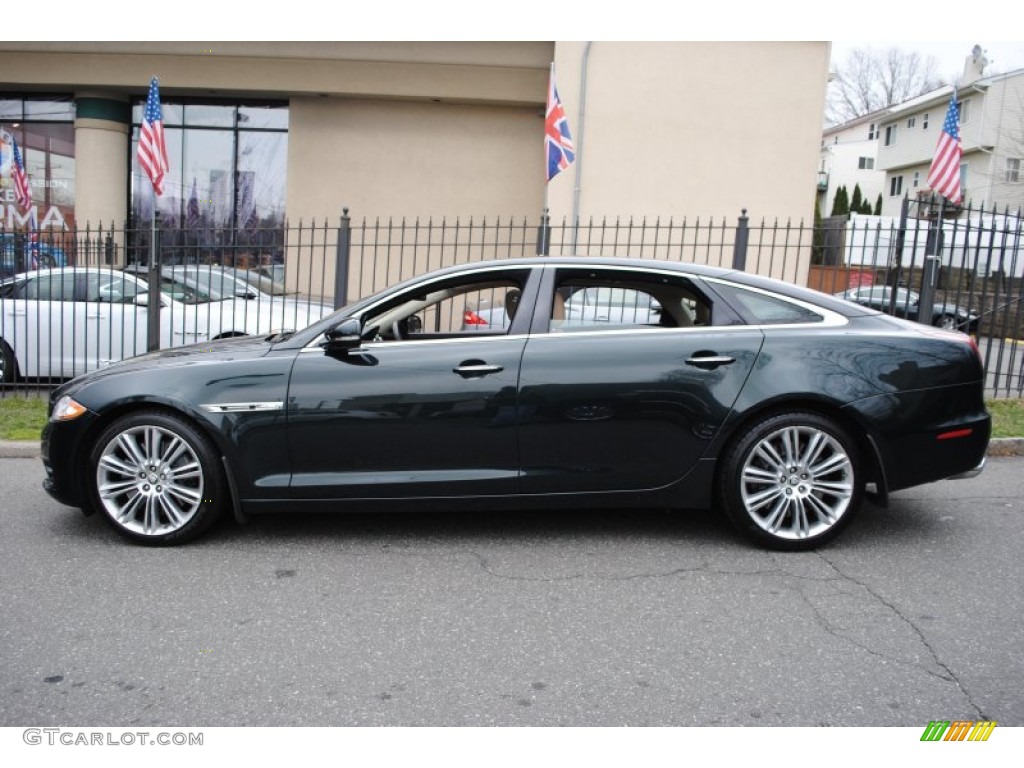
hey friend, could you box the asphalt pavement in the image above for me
[0,455,1021,727]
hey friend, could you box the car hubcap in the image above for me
[740,425,853,540]
[96,425,204,536]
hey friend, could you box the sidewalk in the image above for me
[3,439,1023,459]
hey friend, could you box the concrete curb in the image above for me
[3,438,1024,460]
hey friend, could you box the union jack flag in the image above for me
[138,77,170,196]
[545,72,575,182]
[11,135,31,210]
[927,95,963,205]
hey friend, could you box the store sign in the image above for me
[0,186,68,228]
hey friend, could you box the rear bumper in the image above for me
[949,456,985,480]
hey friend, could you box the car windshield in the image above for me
[165,268,260,302]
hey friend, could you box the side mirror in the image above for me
[320,317,362,352]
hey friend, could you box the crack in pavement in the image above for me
[814,551,986,719]
[371,546,850,585]
[788,581,955,685]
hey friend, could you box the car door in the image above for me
[285,266,539,499]
[517,265,764,495]
[14,271,88,378]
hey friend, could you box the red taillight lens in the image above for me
[937,428,973,441]
[463,310,488,326]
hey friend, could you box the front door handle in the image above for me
[685,354,736,370]
[453,361,504,378]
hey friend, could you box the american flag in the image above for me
[187,178,200,229]
[138,77,170,196]
[545,72,575,181]
[11,135,31,210]
[927,95,963,204]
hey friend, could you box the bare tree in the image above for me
[828,47,946,125]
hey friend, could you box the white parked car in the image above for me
[125,264,333,339]
[0,266,331,382]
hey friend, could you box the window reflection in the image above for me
[130,102,288,269]
[0,98,76,232]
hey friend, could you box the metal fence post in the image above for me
[146,211,161,352]
[732,208,749,270]
[536,208,551,256]
[334,207,351,311]
[917,196,945,326]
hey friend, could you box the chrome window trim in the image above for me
[302,263,534,351]
[300,333,530,353]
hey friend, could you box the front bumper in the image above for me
[41,411,99,511]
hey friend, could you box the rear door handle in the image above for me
[453,362,504,378]
[685,354,736,370]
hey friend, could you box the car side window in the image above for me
[712,283,824,325]
[22,273,78,301]
[549,269,713,332]
[359,270,531,341]
[95,274,146,304]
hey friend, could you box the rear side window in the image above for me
[550,268,718,331]
[714,284,824,325]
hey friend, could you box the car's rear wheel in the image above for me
[936,314,958,331]
[89,411,225,545]
[718,411,862,550]
[0,341,16,383]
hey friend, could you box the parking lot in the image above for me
[0,455,1021,727]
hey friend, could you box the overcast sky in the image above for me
[830,41,1024,83]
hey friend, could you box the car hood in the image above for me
[56,335,277,394]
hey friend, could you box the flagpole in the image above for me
[144,75,163,352]
[540,62,553,257]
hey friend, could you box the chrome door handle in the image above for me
[685,354,736,370]
[453,363,504,377]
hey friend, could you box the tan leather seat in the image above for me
[552,291,566,320]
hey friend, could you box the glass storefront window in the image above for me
[0,96,75,231]
[130,101,288,266]
[183,105,234,128]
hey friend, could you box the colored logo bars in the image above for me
[920,720,997,742]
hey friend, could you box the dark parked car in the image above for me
[42,258,989,550]
[834,285,979,333]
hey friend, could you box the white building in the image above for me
[876,51,1024,216]
[818,109,887,216]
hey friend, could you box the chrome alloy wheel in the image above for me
[96,425,205,537]
[739,425,854,540]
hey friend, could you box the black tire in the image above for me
[717,411,863,551]
[935,314,958,332]
[88,410,226,545]
[0,341,17,383]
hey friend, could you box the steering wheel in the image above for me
[391,320,404,340]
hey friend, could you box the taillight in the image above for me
[463,310,488,326]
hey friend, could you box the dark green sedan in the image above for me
[42,258,990,550]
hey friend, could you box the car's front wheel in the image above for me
[718,411,863,550]
[936,314,958,331]
[89,411,225,545]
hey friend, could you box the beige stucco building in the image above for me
[0,42,830,286]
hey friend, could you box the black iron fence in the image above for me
[2,198,1023,399]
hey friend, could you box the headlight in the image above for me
[51,395,88,422]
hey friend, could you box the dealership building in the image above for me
[0,42,830,284]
